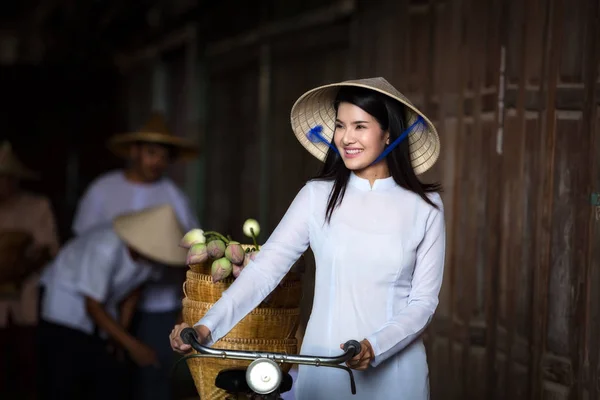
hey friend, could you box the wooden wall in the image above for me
[192,0,599,398]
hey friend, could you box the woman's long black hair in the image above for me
[311,86,442,222]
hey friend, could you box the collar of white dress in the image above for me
[349,172,396,192]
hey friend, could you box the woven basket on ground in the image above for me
[185,337,297,400]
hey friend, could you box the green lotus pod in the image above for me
[211,257,232,283]
[207,239,226,259]
[179,229,206,249]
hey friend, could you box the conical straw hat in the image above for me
[290,77,440,175]
[107,111,199,161]
[0,141,39,180]
[112,204,188,267]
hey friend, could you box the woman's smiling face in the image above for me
[333,102,390,174]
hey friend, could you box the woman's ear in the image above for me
[385,131,390,145]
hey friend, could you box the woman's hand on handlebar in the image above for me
[170,323,210,354]
[340,339,374,371]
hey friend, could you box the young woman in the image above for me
[170,77,446,399]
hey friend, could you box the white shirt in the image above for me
[40,226,161,335]
[71,170,199,312]
[196,173,446,400]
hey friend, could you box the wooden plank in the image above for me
[590,105,600,400]
[502,0,534,395]
[557,0,586,84]
[483,0,506,396]
[257,44,271,241]
[530,0,562,397]
[205,0,356,56]
[581,1,600,398]
[445,0,468,397]
[204,65,260,238]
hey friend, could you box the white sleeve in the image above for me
[74,245,116,303]
[366,195,446,367]
[72,183,105,236]
[195,183,313,344]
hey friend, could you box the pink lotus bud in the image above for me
[207,239,226,259]
[232,264,244,278]
[179,229,206,249]
[187,243,208,265]
[211,257,232,283]
[242,251,259,267]
[225,241,244,265]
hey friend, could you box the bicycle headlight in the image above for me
[246,358,282,395]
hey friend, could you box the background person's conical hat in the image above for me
[0,141,39,180]
[290,77,440,175]
[107,111,199,161]
[112,204,188,267]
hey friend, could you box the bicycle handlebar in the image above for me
[180,327,362,395]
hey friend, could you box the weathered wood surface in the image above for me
[139,0,600,397]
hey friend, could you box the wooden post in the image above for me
[257,43,271,241]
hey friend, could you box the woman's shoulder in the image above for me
[305,178,333,192]
[392,185,444,213]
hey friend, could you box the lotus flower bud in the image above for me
[207,239,226,259]
[225,241,245,265]
[187,243,208,265]
[232,264,244,278]
[243,218,261,238]
[180,229,206,249]
[243,251,259,267]
[211,257,232,283]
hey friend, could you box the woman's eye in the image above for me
[335,124,343,129]
[356,125,365,130]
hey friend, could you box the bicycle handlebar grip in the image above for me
[343,340,362,357]
[180,327,199,345]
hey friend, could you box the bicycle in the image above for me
[177,327,362,399]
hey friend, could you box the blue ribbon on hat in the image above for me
[305,115,425,163]
[306,125,340,155]
[370,116,425,165]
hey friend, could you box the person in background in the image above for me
[38,204,188,400]
[0,141,59,400]
[71,112,200,400]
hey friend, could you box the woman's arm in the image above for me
[365,195,446,367]
[194,183,313,345]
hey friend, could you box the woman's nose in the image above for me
[341,129,357,145]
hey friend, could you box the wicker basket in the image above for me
[182,243,305,399]
[185,337,297,400]
[182,298,300,340]
[183,270,303,308]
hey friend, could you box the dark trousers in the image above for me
[0,318,37,400]
[36,319,131,400]
[131,310,180,400]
